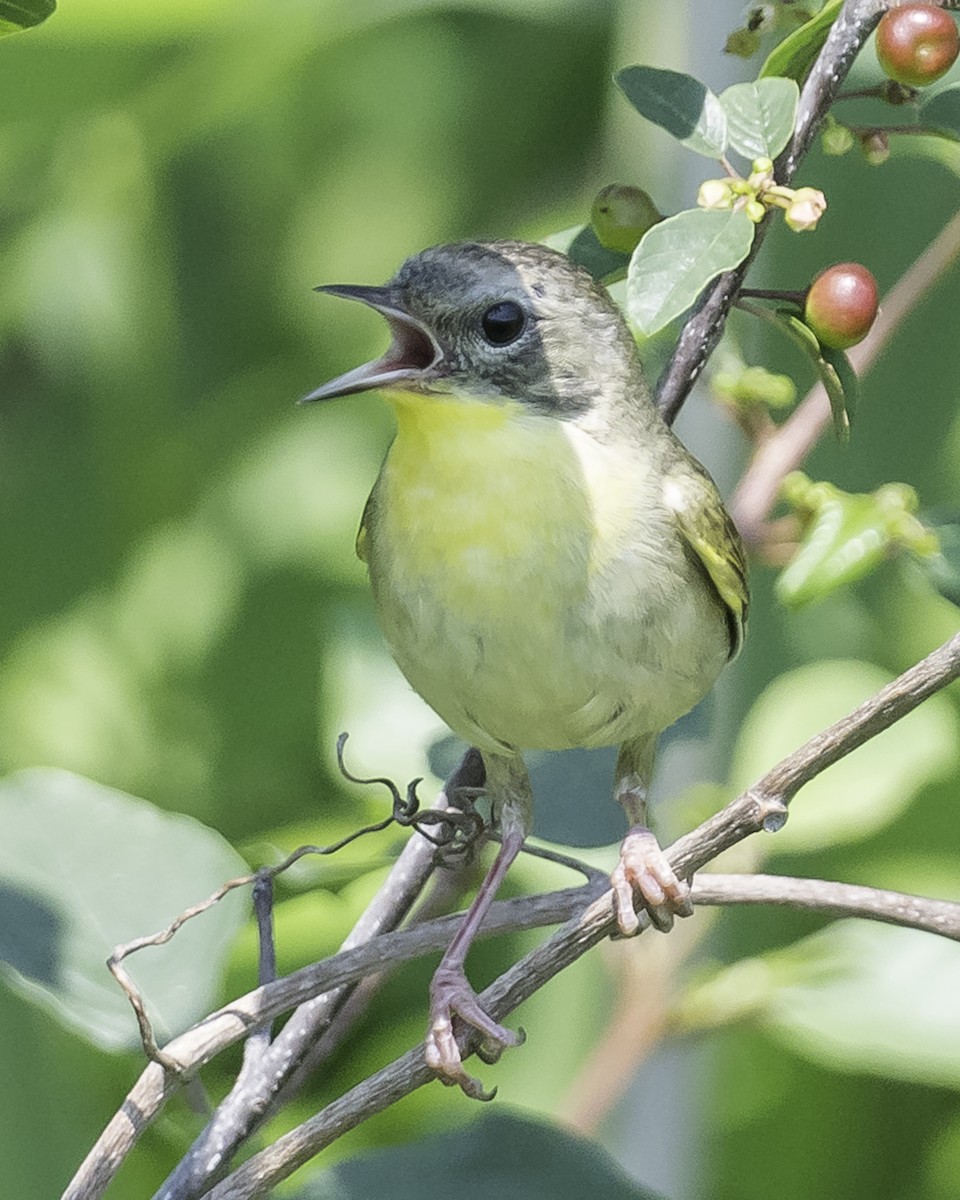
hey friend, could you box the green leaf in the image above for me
[920,85,960,142]
[730,659,960,852]
[626,208,755,335]
[0,0,55,35]
[764,309,854,439]
[566,224,630,284]
[764,920,960,1089]
[300,1111,665,1200]
[615,65,727,158]
[819,342,859,424]
[0,770,248,1050]
[719,77,800,160]
[776,490,893,607]
[920,510,960,605]
[760,0,843,82]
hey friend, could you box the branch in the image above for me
[656,0,889,425]
[731,204,960,544]
[206,866,960,1200]
[157,630,960,1200]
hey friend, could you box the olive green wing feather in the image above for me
[663,462,749,660]
[355,491,374,563]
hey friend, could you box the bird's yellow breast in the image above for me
[372,392,600,622]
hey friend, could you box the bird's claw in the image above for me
[611,826,693,935]
[425,964,522,1100]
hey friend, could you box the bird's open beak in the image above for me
[301,284,442,403]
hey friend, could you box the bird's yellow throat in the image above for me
[376,390,595,617]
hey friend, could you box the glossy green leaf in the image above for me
[301,1111,665,1200]
[566,223,630,283]
[0,770,248,1050]
[760,0,842,82]
[626,208,755,334]
[615,65,727,157]
[920,85,960,142]
[0,0,54,34]
[730,659,959,851]
[719,77,799,160]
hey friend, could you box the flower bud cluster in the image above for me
[697,156,827,232]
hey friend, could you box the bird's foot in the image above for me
[611,825,693,935]
[425,962,524,1101]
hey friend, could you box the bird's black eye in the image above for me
[480,300,525,346]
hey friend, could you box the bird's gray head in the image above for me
[304,241,648,420]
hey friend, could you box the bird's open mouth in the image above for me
[301,285,442,402]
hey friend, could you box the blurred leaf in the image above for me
[760,0,842,82]
[778,475,936,608]
[744,304,855,438]
[0,0,54,35]
[300,1111,665,1199]
[615,65,727,158]
[764,921,960,1089]
[719,77,799,160]
[725,27,761,59]
[920,85,960,142]
[730,659,960,851]
[922,511,960,606]
[0,769,248,1050]
[626,208,755,334]
[712,353,797,409]
[566,224,629,283]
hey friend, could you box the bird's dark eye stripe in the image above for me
[481,300,525,346]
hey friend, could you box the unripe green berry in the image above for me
[804,263,879,350]
[876,4,959,88]
[591,185,662,254]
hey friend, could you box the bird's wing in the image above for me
[663,462,749,660]
[355,492,374,563]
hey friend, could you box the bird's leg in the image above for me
[425,752,531,1100]
[611,735,693,935]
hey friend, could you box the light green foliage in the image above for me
[626,208,755,334]
[777,474,938,608]
[731,658,959,850]
[0,769,248,1048]
[719,78,799,160]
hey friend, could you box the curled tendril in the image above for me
[335,732,488,862]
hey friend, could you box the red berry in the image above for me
[805,263,879,351]
[876,4,959,87]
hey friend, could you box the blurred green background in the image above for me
[2,1,960,1197]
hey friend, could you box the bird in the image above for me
[303,240,748,1098]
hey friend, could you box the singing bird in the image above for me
[304,241,747,1097]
